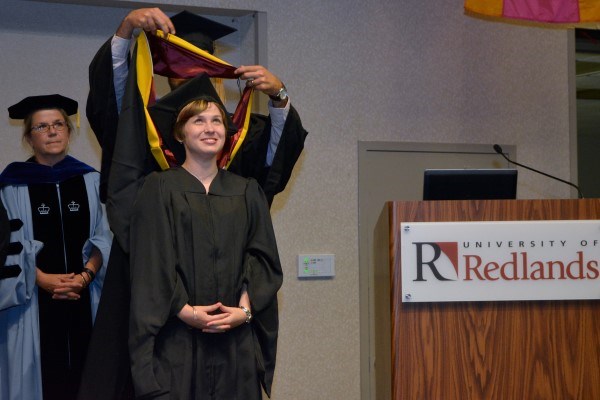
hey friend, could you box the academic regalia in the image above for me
[0,211,25,286]
[78,38,155,399]
[86,38,122,204]
[0,203,36,400]
[169,11,236,55]
[86,33,308,206]
[86,36,308,208]
[227,107,307,205]
[81,24,306,399]
[8,94,78,120]
[0,156,112,400]
[0,203,8,269]
[129,168,282,399]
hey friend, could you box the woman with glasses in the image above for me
[0,94,111,400]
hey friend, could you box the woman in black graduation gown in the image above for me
[129,97,282,399]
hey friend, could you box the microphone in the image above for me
[493,144,584,199]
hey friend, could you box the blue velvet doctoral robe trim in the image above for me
[0,169,112,400]
[0,156,96,185]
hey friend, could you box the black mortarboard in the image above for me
[170,11,236,54]
[148,73,238,164]
[8,94,78,119]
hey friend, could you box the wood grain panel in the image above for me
[389,199,600,400]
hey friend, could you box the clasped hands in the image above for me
[36,270,86,301]
[178,303,248,333]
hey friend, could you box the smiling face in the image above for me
[176,101,228,161]
[25,109,71,166]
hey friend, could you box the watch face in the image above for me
[269,87,288,101]
[279,88,288,100]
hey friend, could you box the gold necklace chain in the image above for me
[184,166,218,185]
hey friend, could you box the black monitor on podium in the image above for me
[423,169,518,200]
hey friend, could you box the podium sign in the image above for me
[389,200,600,400]
[400,219,600,302]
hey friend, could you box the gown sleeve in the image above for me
[77,41,134,399]
[129,173,189,398]
[82,172,113,322]
[0,186,42,311]
[243,179,283,396]
[261,105,308,203]
[0,202,8,269]
[105,40,158,253]
[243,179,282,312]
[86,37,121,203]
[0,187,44,400]
[228,105,308,205]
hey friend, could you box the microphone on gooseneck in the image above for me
[493,144,584,199]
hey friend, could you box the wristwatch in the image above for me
[269,85,288,102]
[240,306,252,324]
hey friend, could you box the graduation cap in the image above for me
[148,73,238,164]
[8,94,78,120]
[170,11,236,54]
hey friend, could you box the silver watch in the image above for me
[269,85,288,102]
[240,306,252,324]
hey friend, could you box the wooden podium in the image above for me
[386,199,600,400]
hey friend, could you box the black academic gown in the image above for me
[80,38,306,400]
[129,168,281,400]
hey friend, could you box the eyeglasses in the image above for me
[31,121,67,134]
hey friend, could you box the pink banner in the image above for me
[503,0,580,23]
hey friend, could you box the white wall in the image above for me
[0,1,574,399]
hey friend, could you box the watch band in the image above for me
[240,306,252,324]
[269,85,288,101]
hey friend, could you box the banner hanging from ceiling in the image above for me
[465,0,600,28]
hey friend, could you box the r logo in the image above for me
[413,242,458,281]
